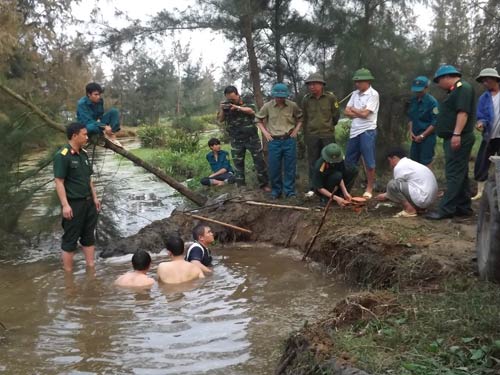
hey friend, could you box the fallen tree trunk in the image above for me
[0,83,207,206]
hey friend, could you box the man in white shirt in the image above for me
[376,147,438,217]
[344,68,379,199]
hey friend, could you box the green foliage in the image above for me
[137,125,200,153]
[331,278,500,375]
[171,115,205,133]
[335,118,351,150]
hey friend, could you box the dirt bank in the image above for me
[101,198,474,287]
[99,197,480,374]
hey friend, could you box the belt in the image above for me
[68,196,92,202]
[272,134,290,140]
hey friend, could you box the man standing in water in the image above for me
[185,224,215,275]
[53,122,101,272]
[158,236,205,284]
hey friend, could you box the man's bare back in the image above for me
[115,271,154,288]
[157,259,204,284]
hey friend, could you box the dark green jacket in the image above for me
[302,91,340,136]
[436,80,476,138]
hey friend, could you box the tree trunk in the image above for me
[240,14,264,108]
[0,83,208,207]
[273,0,284,82]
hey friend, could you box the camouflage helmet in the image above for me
[305,72,326,85]
[352,68,375,81]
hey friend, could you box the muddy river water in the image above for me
[0,139,351,374]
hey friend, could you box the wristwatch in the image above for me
[419,134,425,140]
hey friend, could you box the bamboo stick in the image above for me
[182,212,252,234]
[241,200,315,211]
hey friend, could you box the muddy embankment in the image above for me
[100,199,476,374]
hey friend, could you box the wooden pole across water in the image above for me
[0,83,208,207]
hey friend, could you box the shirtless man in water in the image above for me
[114,250,155,288]
[157,236,205,284]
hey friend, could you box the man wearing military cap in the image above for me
[301,73,341,198]
[256,83,303,199]
[426,65,476,220]
[407,76,439,168]
[311,143,358,207]
[53,122,101,272]
[472,68,500,200]
[344,68,379,199]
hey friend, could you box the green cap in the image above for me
[305,73,326,85]
[321,143,343,163]
[352,68,375,81]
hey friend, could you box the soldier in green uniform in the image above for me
[311,143,358,206]
[217,86,270,191]
[426,65,476,220]
[302,73,340,197]
[53,122,101,272]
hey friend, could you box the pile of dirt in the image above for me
[276,292,399,375]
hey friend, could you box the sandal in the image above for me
[362,191,372,199]
[393,210,417,218]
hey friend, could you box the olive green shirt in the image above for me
[53,144,93,200]
[255,99,303,136]
[302,91,340,136]
[436,79,476,139]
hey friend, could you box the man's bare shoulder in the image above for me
[114,272,154,288]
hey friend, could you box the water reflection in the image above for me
[0,245,351,374]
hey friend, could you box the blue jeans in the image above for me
[345,129,377,169]
[268,138,297,197]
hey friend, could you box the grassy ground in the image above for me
[331,278,500,375]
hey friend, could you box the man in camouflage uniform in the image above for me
[302,73,340,197]
[217,85,270,190]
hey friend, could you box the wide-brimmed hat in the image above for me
[433,65,461,83]
[352,68,375,81]
[321,143,343,163]
[476,68,500,83]
[305,73,326,85]
[411,76,429,92]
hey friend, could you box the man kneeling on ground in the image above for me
[114,250,155,288]
[200,138,236,187]
[311,143,358,207]
[185,224,214,275]
[157,236,205,284]
[375,147,438,218]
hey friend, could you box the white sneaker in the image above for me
[304,190,315,198]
